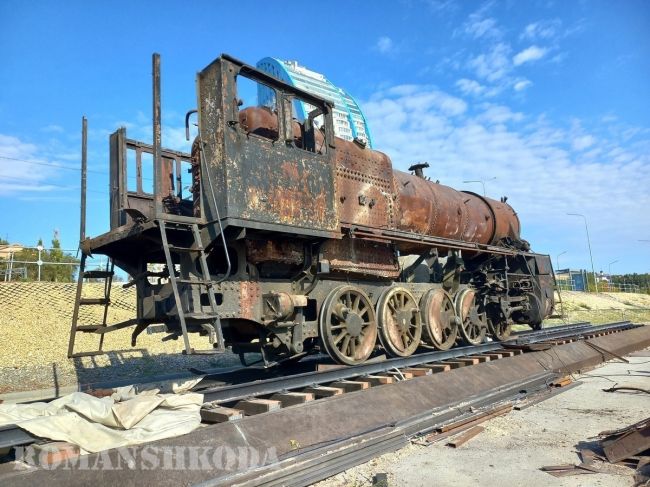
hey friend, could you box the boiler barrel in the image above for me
[393,170,520,246]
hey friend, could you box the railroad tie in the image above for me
[200,406,244,423]
[303,386,345,398]
[235,398,282,415]
[270,392,315,407]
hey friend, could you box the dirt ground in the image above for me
[0,282,240,394]
[316,351,650,487]
[548,290,650,324]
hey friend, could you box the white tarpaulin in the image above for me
[0,387,204,454]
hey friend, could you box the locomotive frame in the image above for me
[68,53,556,366]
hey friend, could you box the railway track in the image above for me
[0,321,637,453]
[196,320,634,417]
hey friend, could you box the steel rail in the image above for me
[513,321,634,344]
[203,341,508,403]
[511,321,591,337]
[201,321,635,404]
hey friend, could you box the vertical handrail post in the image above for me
[152,53,163,218]
[80,116,88,243]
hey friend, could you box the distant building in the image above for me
[0,243,23,260]
[555,268,589,291]
[256,57,373,148]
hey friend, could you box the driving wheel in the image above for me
[420,288,458,350]
[454,288,487,346]
[377,287,422,357]
[319,285,378,365]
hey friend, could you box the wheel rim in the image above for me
[319,285,377,365]
[378,287,421,357]
[488,317,512,341]
[455,288,487,346]
[484,298,512,341]
[420,289,458,350]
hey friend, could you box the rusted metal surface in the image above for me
[601,418,650,463]
[78,52,556,363]
[377,287,421,357]
[235,281,262,321]
[196,56,339,236]
[335,138,395,229]
[246,239,304,265]
[420,288,457,350]
[393,170,521,248]
[321,238,399,279]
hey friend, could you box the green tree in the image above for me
[12,233,79,282]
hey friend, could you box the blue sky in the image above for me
[1,0,649,274]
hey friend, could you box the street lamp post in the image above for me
[608,260,618,276]
[463,177,497,196]
[608,259,619,292]
[556,251,567,292]
[567,213,598,293]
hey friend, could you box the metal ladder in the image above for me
[159,220,226,354]
[67,255,116,358]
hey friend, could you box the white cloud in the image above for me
[468,43,511,82]
[381,85,467,117]
[457,3,501,40]
[463,16,500,39]
[376,36,395,55]
[520,20,561,41]
[41,124,64,134]
[361,84,650,263]
[572,135,596,151]
[456,78,485,96]
[513,79,532,91]
[0,134,61,195]
[476,104,524,124]
[513,45,548,66]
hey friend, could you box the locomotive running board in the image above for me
[8,325,649,487]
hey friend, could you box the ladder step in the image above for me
[83,270,114,279]
[69,351,104,358]
[176,279,212,286]
[78,298,110,306]
[76,325,103,332]
[185,312,219,320]
[167,245,204,253]
[182,346,227,355]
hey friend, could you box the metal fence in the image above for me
[597,282,647,293]
[1,246,110,282]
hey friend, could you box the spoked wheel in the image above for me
[482,296,512,341]
[420,288,458,350]
[487,315,512,341]
[454,288,487,346]
[527,293,544,331]
[319,285,378,365]
[377,287,422,357]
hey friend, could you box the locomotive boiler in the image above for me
[68,53,555,366]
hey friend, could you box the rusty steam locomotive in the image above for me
[68,54,555,365]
